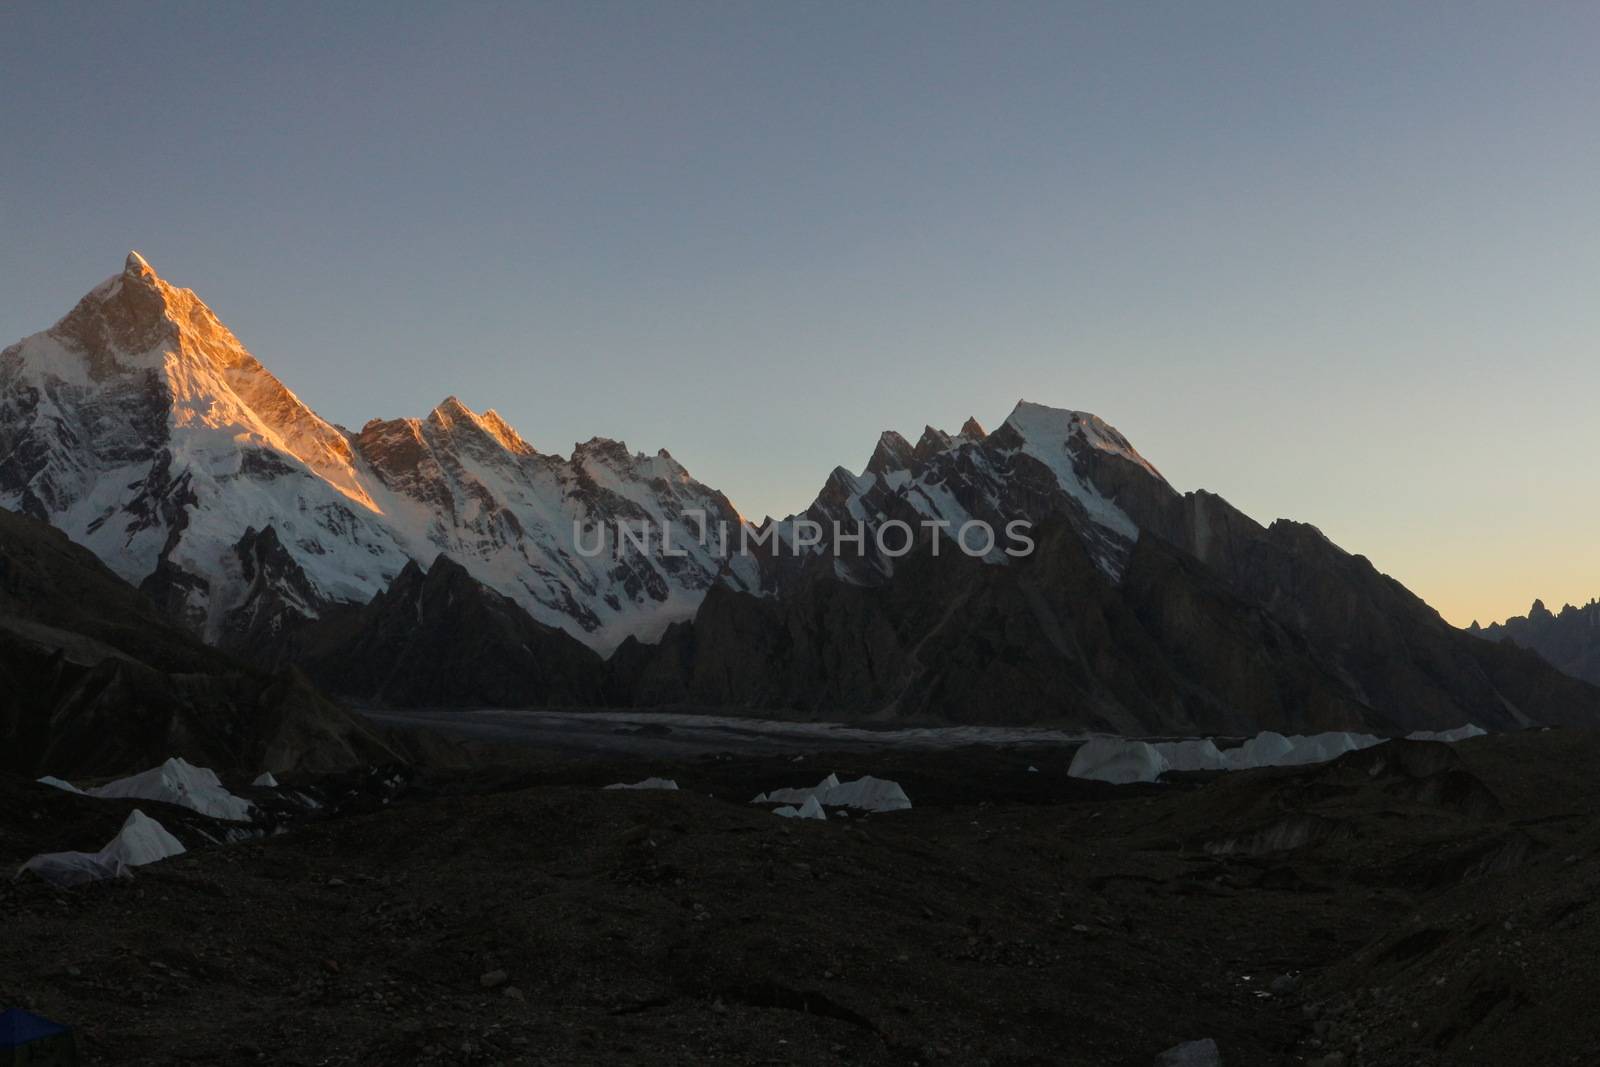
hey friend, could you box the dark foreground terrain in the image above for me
[5,729,1600,1066]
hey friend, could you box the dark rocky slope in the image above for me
[612,522,1373,733]
[610,508,1600,733]
[1119,490,1597,732]
[926,416,1600,732]
[0,506,401,777]
[266,554,606,709]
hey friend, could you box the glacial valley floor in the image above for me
[6,729,1600,1066]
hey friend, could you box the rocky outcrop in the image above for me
[219,525,331,653]
[280,555,606,708]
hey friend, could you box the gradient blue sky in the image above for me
[4,2,1599,627]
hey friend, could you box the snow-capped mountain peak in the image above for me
[777,400,1173,585]
[2,253,413,634]
[421,395,537,465]
[480,408,534,454]
[2,254,1181,651]
[1001,400,1165,484]
[0,254,753,651]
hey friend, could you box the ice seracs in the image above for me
[84,757,254,821]
[1223,731,1298,769]
[1265,731,1382,767]
[1069,726,1486,785]
[1152,739,1227,773]
[17,809,186,887]
[772,796,827,820]
[1407,724,1488,743]
[822,775,913,812]
[751,773,911,813]
[99,809,187,867]
[753,774,840,806]
[37,758,253,821]
[1068,739,1170,785]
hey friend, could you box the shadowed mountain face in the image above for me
[608,515,1600,733]
[609,522,1373,733]
[1475,599,1600,686]
[263,554,606,709]
[0,505,401,777]
[1094,482,1600,734]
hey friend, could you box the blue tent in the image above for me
[0,1009,75,1065]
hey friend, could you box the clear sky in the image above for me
[4,2,1598,628]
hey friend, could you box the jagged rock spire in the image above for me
[865,430,914,476]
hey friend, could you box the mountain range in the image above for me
[4,252,1597,734]
[0,252,751,654]
[1474,600,1600,687]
